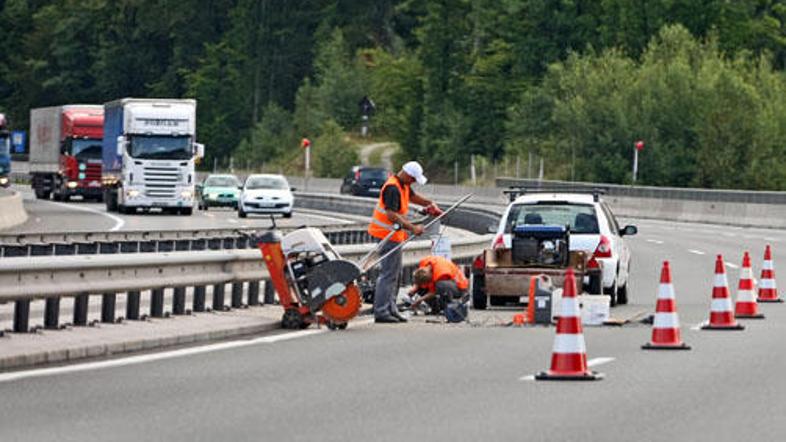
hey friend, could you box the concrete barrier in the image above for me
[0,190,27,231]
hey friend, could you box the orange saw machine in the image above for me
[257,228,362,330]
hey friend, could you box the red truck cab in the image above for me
[60,108,103,199]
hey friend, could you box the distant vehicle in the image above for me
[472,188,637,308]
[197,174,241,210]
[0,114,10,188]
[102,98,204,215]
[340,166,389,197]
[29,106,104,201]
[238,174,294,218]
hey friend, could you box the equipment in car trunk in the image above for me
[511,225,569,266]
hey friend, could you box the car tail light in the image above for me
[593,235,612,259]
[354,170,361,181]
[492,234,505,250]
[473,254,485,270]
[587,256,600,269]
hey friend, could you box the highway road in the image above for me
[3,185,365,234]
[1,188,785,441]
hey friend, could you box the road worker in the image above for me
[408,255,469,316]
[368,161,441,323]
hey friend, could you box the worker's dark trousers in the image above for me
[434,280,461,312]
[373,239,403,318]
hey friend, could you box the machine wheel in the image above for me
[489,296,508,307]
[281,309,305,330]
[471,274,487,310]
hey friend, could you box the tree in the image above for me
[312,119,358,177]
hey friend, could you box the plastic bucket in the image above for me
[578,295,610,325]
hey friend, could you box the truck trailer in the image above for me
[0,113,10,187]
[102,98,204,215]
[29,105,104,201]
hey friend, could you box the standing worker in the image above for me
[368,161,442,323]
[408,255,469,316]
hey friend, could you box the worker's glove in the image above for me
[426,203,444,217]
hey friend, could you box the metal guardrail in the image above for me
[0,224,374,258]
[0,235,492,333]
[496,177,786,205]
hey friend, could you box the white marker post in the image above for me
[633,140,644,184]
[301,137,311,191]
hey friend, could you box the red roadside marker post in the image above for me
[633,140,644,184]
[301,137,311,191]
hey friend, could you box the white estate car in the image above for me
[491,190,637,305]
[238,174,294,218]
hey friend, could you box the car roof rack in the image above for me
[503,186,607,203]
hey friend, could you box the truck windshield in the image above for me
[71,138,102,159]
[505,203,599,234]
[130,136,191,160]
[0,136,9,155]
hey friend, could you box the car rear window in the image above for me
[505,203,600,234]
[205,176,240,187]
[361,169,388,180]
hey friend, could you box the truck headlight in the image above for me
[126,189,140,198]
[78,172,86,180]
[180,191,192,200]
[67,181,78,189]
[79,163,87,171]
[0,177,8,185]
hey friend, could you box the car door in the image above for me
[600,202,629,285]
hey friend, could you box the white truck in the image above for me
[102,98,204,215]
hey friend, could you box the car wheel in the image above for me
[238,208,247,218]
[284,212,292,219]
[617,282,628,305]
[471,275,487,310]
[603,281,618,307]
[181,207,193,216]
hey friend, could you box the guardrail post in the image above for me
[126,291,141,320]
[173,287,186,315]
[263,279,276,304]
[101,293,116,323]
[73,294,89,326]
[44,297,60,329]
[13,300,30,332]
[213,283,225,310]
[248,281,260,306]
[151,288,165,318]
[193,286,206,312]
[231,282,243,308]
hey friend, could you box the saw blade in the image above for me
[320,283,362,324]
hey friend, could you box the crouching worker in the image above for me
[409,255,469,321]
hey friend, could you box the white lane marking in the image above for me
[518,357,615,381]
[646,239,664,245]
[722,232,736,238]
[0,318,374,384]
[725,262,739,269]
[205,213,215,218]
[42,200,125,231]
[688,249,706,255]
[227,219,238,224]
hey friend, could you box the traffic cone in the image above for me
[702,255,745,330]
[757,245,782,303]
[735,252,765,319]
[535,268,603,381]
[642,261,690,350]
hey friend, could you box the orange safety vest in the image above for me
[368,176,410,243]
[416,256,469,292]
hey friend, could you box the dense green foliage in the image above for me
[1,0,786,188]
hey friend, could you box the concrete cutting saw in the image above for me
[257,228,363,330]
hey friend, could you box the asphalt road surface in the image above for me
[1,194,786,441]
[3,185,365,234]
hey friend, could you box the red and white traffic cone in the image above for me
[757,245,782,303]
[535,268,603,381]
[735,252,765,319]
[643,261,690,350]
[702,255,745,330]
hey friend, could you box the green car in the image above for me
[197,174,241,210]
